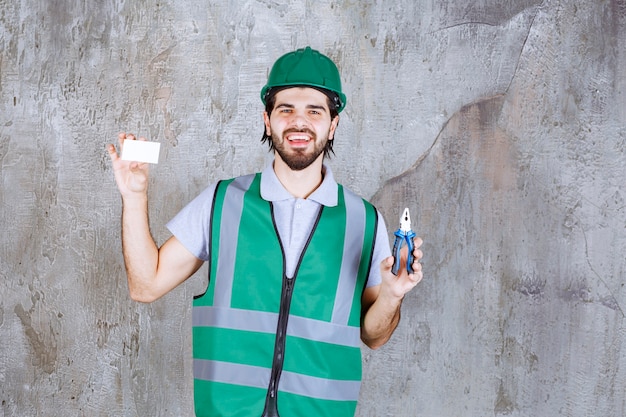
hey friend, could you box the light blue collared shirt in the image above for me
[167,162,390,287]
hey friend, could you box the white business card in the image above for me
[121,140,161,164]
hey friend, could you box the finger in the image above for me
[410,270,423,285]
[118,132,129,147]
[107,143,119,161]
[412,236,423,248]
[128,157,147,169]
[117,132,140,157]
[380,255,394,273]
[119,132,136,143]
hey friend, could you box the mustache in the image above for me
[283,127,316,137]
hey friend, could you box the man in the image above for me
[108,46,423,417]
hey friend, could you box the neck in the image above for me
[273,154,324,199]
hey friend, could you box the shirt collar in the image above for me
[260,161,338,207]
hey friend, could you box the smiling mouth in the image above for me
[287,134,311,142]
[284,128,315,143]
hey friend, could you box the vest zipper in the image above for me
[261,275,295,417]
[261,204,324,417]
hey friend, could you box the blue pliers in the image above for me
[392,208,416,276]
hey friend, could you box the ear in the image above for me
[328,115,339,140]
[263,111,271,135]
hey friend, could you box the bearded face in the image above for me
[263,87,338,171]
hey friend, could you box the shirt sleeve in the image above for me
[166,182,218,262]
[365,210,392,288]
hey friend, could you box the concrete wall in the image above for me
[1,0,624,416]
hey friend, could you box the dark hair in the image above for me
[260,86,340,158]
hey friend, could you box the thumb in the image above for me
[380,255,394,274]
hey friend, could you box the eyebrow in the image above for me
[275,103,328,112]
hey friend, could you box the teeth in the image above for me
[287,135,310,141]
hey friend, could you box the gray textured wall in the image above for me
[1,0,624,416]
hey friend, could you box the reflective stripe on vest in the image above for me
[193,359,362,401]
[192,173,377,417]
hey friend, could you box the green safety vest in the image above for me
[192,173,378,417]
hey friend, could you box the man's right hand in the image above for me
[107,132,150,199]
[106,131,204,303]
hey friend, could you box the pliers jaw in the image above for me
[392,208,416,276]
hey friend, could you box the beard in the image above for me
[272,128,328,171]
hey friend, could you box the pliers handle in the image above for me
[392,208,416,276]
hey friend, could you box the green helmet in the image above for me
[260,46,347,113]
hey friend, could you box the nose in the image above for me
[290,111,309,129]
